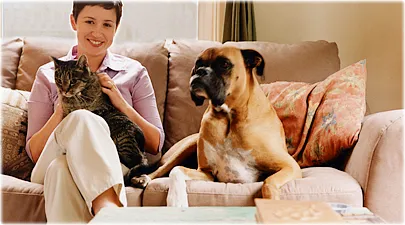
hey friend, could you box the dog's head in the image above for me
[189,46,264,108]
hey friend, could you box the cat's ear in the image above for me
[77,55,88,68]
[51,56,61,67]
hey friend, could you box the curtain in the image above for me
[222,1,256,43]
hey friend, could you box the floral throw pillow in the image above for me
[261,60,367,167]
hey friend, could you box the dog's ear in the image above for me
[241,49,265,76]
[190,92,205,106]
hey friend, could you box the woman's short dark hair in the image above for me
[72,1,123,26]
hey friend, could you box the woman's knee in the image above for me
[66,110,98,122]
[62,110,109,130]
[46,156,70,178]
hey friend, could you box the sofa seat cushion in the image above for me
[142,167,363,207]
[1,174,144,223]
[2,174,46,223]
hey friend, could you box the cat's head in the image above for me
[52,54,92,98]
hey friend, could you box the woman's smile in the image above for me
[88,39,104,47]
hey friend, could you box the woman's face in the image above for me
[70,5,118,59]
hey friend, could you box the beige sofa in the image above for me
[1,37,403,223]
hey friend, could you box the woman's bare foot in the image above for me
[92,187,122,215]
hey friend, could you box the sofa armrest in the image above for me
[344,109,403,223]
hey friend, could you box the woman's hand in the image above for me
[98,73,130,113]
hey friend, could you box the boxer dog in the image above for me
[132,46,302,207]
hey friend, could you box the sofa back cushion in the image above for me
[13,37,168,121]
[223,41,340,83]
[111,42,168,121]
[163,39,341,152]
[163,40,222,151]
[1,38,24,89]
[15,37,75,92]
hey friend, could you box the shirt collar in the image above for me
[66,45,127,72]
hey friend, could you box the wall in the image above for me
[254,2,403,114]
[0,2,2,37]
[1,1,198,44]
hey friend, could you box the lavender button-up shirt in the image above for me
[26,45,165,161]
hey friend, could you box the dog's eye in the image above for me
[220,61,231,69]
[195,59,203,68]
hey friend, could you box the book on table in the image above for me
[254,199,344,223]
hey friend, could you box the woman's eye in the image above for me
[85,20,94,24]
[104,23,112,28]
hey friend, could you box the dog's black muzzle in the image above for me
[190,67,226,107]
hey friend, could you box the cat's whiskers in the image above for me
[78,94,92,101]
[74,94,87,107]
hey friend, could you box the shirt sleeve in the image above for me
[26,66,55,161]
[131,65,165,153]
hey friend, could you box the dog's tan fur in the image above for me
[132,46,302,205]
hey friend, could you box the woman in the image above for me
[26,1,164,222]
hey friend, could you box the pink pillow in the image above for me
[261,60,367,167]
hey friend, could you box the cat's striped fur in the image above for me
[52,54,154,186]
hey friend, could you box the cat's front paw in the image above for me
[131,174,152,189]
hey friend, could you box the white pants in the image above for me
[31,110,128,223]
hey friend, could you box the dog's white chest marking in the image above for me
[166,138,261,207]
[203,138,260,183]
[214,103,231,114]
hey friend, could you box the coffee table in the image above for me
[90,205,385,224]
[90,207,255,223]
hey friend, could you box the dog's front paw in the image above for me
[167,186,189,207]
[262,184,280,200]
[167,194,189,207]
[167,169,189,207]
[131,175,152,189]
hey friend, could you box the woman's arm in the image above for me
[29,103,63,162]
[98,70,163,155]
[26,65,61,163]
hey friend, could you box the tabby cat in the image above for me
[52,54,154,186]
